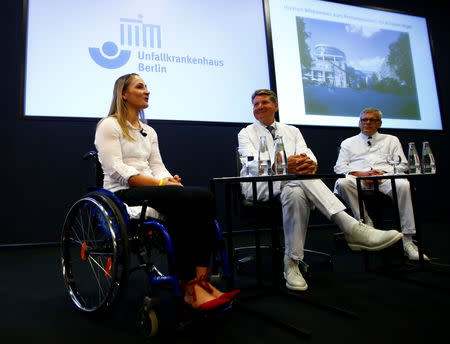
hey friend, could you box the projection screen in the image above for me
[23,0,270,123]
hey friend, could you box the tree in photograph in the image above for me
[296,17,313,76]
[386,33,416,90]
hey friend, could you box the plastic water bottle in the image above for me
[407,142,421,174]
[258,136,271,176]
[421,141,436,174]
[274,135,288,175]
[246,156,258,176]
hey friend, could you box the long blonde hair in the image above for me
[106,73,146,141]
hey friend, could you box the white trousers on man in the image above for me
[334,175,415,235]
[280,179,346,261]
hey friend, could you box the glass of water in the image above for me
[386,154,401,174]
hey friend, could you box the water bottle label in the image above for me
[429,154,436,173]
[408,154,421,173]
[275,165,287,175]
[422,155,431,173]
[408,156,415,171]
[259,160,271,176]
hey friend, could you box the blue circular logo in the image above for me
[102,41,119,57]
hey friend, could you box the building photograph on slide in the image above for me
[268,0,442,130]
[296,17,420,120]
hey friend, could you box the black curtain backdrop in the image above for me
[4,0,449,245]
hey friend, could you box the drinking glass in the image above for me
[237,148,255,176]
[386,154,401,174]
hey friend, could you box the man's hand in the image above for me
[287,154,317,175]
[349,170,384,185]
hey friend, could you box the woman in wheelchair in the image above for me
[94,73,238,312]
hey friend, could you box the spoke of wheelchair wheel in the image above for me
[85,205,96,244]
[70,216,86,247]
[80,204,95,244]
[87,256,108,302]
[71,222,88,250]
[73,215,85,245]
[88,255,112,279]
[91,259,105,307]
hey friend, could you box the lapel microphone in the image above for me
[367,136,372,146]
[140,128,147,137]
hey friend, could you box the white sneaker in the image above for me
[345,221,403,251]
[404,242,430,261]
[283,259,308,291]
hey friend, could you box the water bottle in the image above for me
[274,135,288,175]
[421,141,436,174]
[407,142,421,174]
[258,136,271,176]
[246,156,258,176]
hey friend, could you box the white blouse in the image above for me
[94,116,172,193]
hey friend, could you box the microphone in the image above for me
[367,136,372,146]
[140,128,147,137]
[367,140,371,146]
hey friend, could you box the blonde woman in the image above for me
[95,73,238,311]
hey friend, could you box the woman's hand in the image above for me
[162,175,183,186]
[128,174,183,187]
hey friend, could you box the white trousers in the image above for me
[334,175,415,235]
[280,179,346,260]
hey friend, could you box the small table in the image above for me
[210,173,349,337]
[210,173,344,288]
[356,173,431,266]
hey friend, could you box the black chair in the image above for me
[333,146,395,229]
[356,180,398,229]
[334,175,408,272]
[232,151,333,283]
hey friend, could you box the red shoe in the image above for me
[181,276,231,312]
[219,289,240,301]
[197,296,230,312]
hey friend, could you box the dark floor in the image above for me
[1,219,450,343]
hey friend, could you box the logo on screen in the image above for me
[89,16,161,69]
[89,41,131,69]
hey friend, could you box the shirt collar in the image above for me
[127,120,143,131]
[256,120,276,130]
[359,131,379,141]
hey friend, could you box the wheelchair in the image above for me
[60,151,231,337]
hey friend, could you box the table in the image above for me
[210,173,344,288]
[210,173,352,337]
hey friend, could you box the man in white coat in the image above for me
[238,90,403,291]
[334,107,429,261]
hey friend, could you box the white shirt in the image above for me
[238,121,317,201]
[94,116,172,193]
[334,132,407,175]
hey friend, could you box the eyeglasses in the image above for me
[360,118,380,123]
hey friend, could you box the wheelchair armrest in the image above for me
[139,200,150,222]
[83,150,98,161]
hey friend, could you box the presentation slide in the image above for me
[24,0,270,123]
[268,0,443,130]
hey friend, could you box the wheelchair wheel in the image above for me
[61,192,130,313]
[138,300,159,338]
